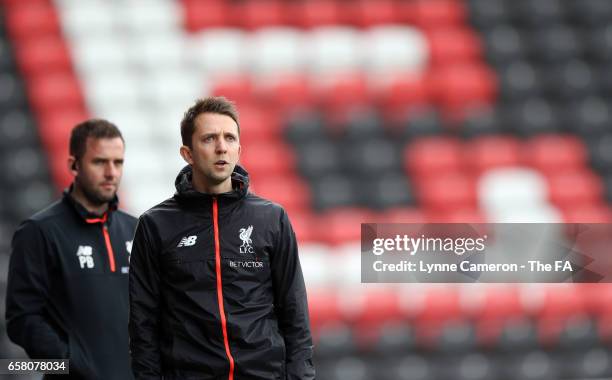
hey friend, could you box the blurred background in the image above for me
[2,0,612,379]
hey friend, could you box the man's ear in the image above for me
[180,145,194,165]
[68,156,78,175]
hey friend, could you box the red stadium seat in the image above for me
[27,72,84,115]
[4,0,60,42]
[239,141,296,178]
[561,205,612,223]
[287,0,341,28]
[376,74,430,117]
[428,208,487,223]
[254,73,313,110]
[413,0,467,28]
[236,106,282,144]
[38,107,89,155]
[250,175,311,215]
[309,289,343,333]
[413,287,463,346]
[316,208,376,245]
[15,36,72,76]
[181,0,229,32]
[428,64,498,117]
[314,72,370,112]
[547,170,604,209]
[210,75,253,107]
[343,0,397,27]
[464,136,521,174]
[235,0,286,29]
[537,286,587,345]
[284,210,317,243]
[378,207,428,223]
[426,27,483,66]
[525,134,588,175]
[404,137,464,178]
[349,288,403,327]
[417,174,478,212]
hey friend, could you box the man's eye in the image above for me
[227,136,235,141]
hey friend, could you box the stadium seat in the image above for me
[27,72,84,115]
[547,170,604,209]
[310,176,358,211]
[496,60,542,101]
[562,97,611,137]
[426,27,482,66]
[464,135,521,174]
[188,28,247,74]
[355,172,413,210]
[394,107,445,141]
[467,0,511,29]
[539,60,598,101]
[584,25,612,63]
[239,141,296,178]
[250,175,310,215]
[236,0,286,30]
[481,25,528,67]
[0,72,27,109]
[247,28,305,75]
[588,133,612,175]
[460,106,505,138]
[507,0,566,27]
[313,72,370,111]
[528,25,582,63]
[4,1,60,42]
[14,36,71,76]
[306,27,361,74]
[376,74,430,117]
[342,138,402,176]
[404,137,464,179]
[182,0,229,32]
[413,0,467,28]
[287,0,341,28]
[295,140,340,179]
[565,0,612,26]
[363,26,428,75]
[524,134,588,175]
[316,208,374,244]
[499,97,561,136]
[428,63,498,116]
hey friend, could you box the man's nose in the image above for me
[216,138,228,153]
[105,163,119,178]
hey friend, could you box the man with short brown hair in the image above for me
[129,96,315,379]
[6,119,137,379]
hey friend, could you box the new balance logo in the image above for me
[177,235,197,247]
[76,245,94,269]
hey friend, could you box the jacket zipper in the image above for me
[85,213,116,272]
[213,197,235,380]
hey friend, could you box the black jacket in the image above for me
[5,188,137,379]
[129,165,315,380]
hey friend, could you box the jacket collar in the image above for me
[62,184,118,224]
[173,164,249,206]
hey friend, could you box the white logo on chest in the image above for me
[76,245,95,269]
[239,225,254,254]
[177,235,197,247]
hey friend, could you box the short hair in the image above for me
[70,119,124,160]
[181,96,240,148]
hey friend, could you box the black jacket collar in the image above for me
[173,164,249,207]
[62,184,118,224]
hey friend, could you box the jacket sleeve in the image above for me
[270,209,315,380]
[5,220,69,359]
[129,216,162,379]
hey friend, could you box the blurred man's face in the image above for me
[182,112,240,190]
[74,137,125,205]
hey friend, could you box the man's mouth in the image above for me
[215,160,228,166]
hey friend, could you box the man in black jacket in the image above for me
[5,119,137,379]
[129,97,315,380]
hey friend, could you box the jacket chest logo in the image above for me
[239,225,254,254]
[177,235,197,247]
[76,245,95,269]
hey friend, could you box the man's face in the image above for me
[74,137,125,205]
[184,112,240,186]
